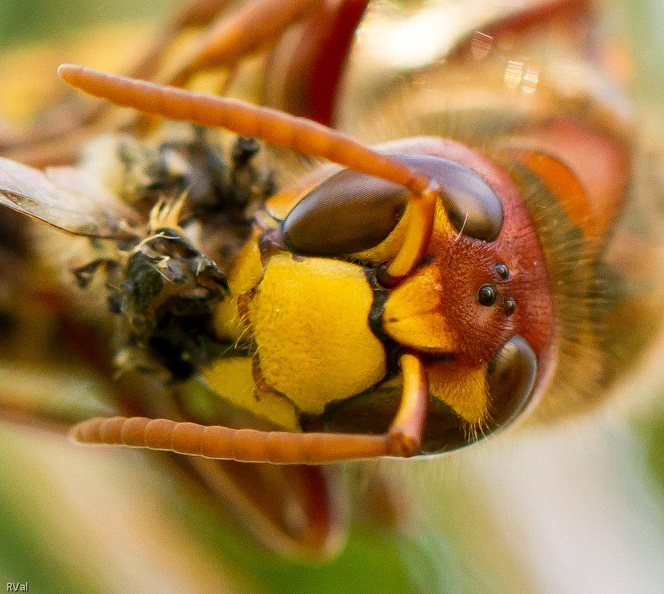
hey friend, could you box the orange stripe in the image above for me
[508,149,595,239]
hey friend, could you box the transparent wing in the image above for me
[0,157,141,239]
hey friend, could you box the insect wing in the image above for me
[0,157,140,240]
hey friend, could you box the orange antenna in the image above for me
[71,417,392,463]
[70,352,429,463]
[57,64,438,278]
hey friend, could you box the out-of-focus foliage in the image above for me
[0,0,176,47]
[606,0,664,108]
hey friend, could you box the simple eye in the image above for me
[282,168,408,255]
[478,283,497,306]
[504,296,517,315]
[494,262,510,280]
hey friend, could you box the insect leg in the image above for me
[58,65,439,278]
[2,0,317,163]
[119,0,234,84]
[165,0,324,88]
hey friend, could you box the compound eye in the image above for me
[282,154,505,256]
[439,163,504,241]
[282,168,408,255]
[397,155,504,241]
[321,335,538,455]
[486,336,538,429]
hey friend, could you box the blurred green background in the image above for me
[0,0,175,46]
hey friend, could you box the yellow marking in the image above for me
[427,361,489,426]
[247,254,386,414]
[203,356,298,431]
[214,235,264,342]
[382,266,457,352]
